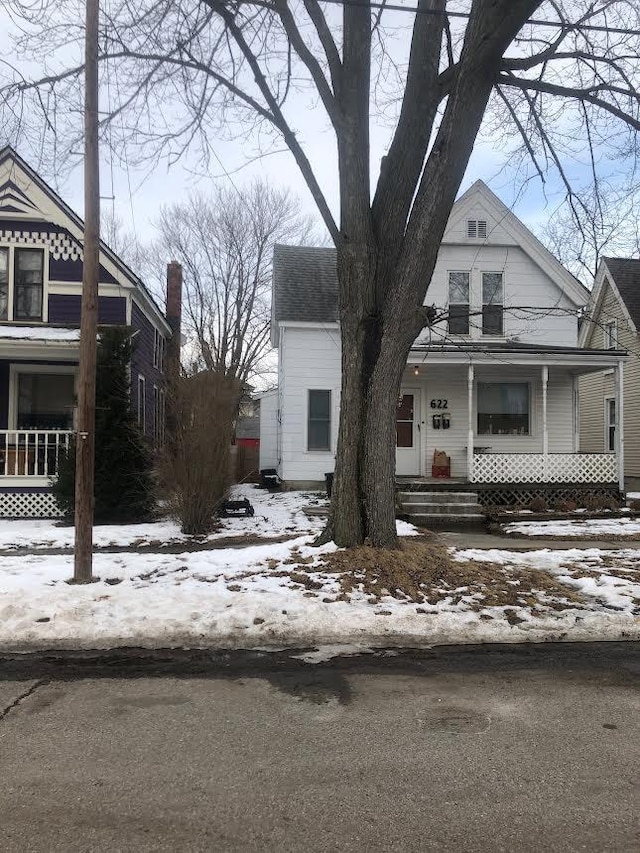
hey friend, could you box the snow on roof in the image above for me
[0,326,80,342]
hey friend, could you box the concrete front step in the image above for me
[402,503,483,516]
[404,512,485,526]
[399,491,480,506]
[398,489,484,525]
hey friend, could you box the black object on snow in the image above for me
[219,498,255,518]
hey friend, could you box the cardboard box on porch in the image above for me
[432,449,451,478]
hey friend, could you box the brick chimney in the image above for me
[165,260,182,377]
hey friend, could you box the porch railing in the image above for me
[0,430,74,478]
[471,452,618,484]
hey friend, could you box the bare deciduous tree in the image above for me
[3,0,640,548]
[154,181,316,386]
[538,181,640,283]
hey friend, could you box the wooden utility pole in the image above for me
[73,0,100,582]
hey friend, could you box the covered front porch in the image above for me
[396,344,627,491]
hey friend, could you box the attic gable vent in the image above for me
[467,219,487,239]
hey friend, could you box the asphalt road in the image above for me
[0,644,638,852]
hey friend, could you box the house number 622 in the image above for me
[430,399,448,409]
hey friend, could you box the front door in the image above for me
[396,389,421,475]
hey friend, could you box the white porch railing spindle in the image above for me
[0,430,74,479]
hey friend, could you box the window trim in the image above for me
[447,270,471,336]
[8,363,77,430]
[604,396,616,453]
[137,374,146,432]
[476,381,531,437]
[0,244,49,323]
[306,389,332,452]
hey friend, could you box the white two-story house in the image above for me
[260,181,626,502]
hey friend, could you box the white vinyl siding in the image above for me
[580,279,640,477]
[278,325,341,483]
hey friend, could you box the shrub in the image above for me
[583,495,620,512]
[528,497,548,512]
[552,499,577,512]
[629,498,640,512]
[159,370,239,535]
[53,327,156,523]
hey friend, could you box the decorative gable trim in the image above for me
[0,179,43,218]
[0,146,171,334]
[0,227,82,261]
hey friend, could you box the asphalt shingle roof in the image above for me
[273,244,338,324]
[602,257,640,331]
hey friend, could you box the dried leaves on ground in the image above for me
[311,539,586,609]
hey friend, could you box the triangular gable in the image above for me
[578,259,638,347]
[0,146,170,333]
[444,180,589,309]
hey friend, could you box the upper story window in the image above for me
[0,247,45,322]
[448,271,470,335]
[482,272,504,336]
[467,219,487,239]
[153,328,165,372]
[604,319,617,349]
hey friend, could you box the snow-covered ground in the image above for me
[0,486,329,551]
[0,488,638,653]
[504,517,640,538]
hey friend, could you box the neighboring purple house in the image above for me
[0,146,181,517]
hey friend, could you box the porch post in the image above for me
[467,363,474,481]
[541,365,548,479]
[616,358,625,492]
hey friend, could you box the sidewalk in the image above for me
[439,530,640,551]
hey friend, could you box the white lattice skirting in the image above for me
[0,491,61,518]
[471,453,618,484]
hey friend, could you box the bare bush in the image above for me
[160,371,239,535]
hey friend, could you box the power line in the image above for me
[306,0,640,37]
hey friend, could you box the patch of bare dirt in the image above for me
[309,540,587,608]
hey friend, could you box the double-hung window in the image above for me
[604,320,617,349]
[482,272,504,336]
[448,272,470,335]
[308,390,331,451]
[153,385,166,446]
[0,247,45,322]
[605,398,616,452]
[153,329,165,372]
[137,375,146,432]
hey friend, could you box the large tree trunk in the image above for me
[322,0,544,550]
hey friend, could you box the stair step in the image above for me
[398,492,479,508]
[405,512,485,525]
[399,491,479,506]
[401,503,482,515]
